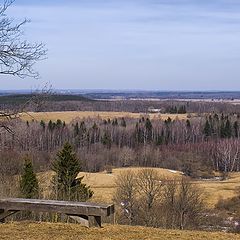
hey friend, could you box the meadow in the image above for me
[38,167,240,208]
[1,222,240,240]
[20,111,191,123]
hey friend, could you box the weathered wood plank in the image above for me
[0,198,114,217]
[0,198,115,228]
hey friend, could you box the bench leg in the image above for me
[0,209,19,223]
[68,215,101,228]
[68,215,89,227]
[0,209,4,223]
[89,216,101,228]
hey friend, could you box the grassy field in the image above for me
[1,222,240,240]
[38,167,240,207]
[20,111,191,123]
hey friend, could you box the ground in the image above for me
[38,167,240,207]
[20,111,192,123]
[0,222,240,240]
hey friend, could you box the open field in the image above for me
[38,168,240,207]
[1,222,240,240]
[20,111,192,123]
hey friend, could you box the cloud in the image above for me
[0,0,239,90]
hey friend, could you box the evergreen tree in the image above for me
[186,120,191,128]
[56,119,62,128]
[165,117,172,125]
[48,120,54,131]
[203,119,211,137]
[174,106,178,114]
[220,121,226,138]
[52,142,93,201]
[121,117,127,127]
[74,122,79,136]
[178,105,187,114]
[80,121,86,132]
[101,132,112,148]
[145,118,153,142]
[92,122,98,130]
[234,121,239,138]
[40,120,45,129]
[20,157,39,199]
[225,119,232,138]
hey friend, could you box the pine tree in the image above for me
[121,117,127,127]
[20,157,39,199]
[145,118,153,142]
[56,119,63,128]
[186,120,191,128]
[225,119,232,138]
[74,122,79,136]
[40,120,45,129]
[52,142,93,201]
[48,120,54,131]
[204,119,211,137]
[234,121,239,138]
[101,132,112,148]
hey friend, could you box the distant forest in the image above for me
[0,94,240,114]
[1,112,239,178]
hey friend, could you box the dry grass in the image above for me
[196,173,240,207]
[0,222,239,240]
[38,167,240,207]
[38,168,183,203]
[20,111,191,123]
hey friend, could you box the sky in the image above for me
[1,0,240,91]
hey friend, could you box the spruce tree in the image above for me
[204,119,211,137]
[225,119,232,138]
[234,121,239,138]
[20,157,39,199]
[121,117,127,127]
[40,120,45,129]
[74,122,79,136]
[145,118,153,142]
[52,142,93,201]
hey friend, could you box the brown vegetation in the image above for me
[1,222,240,240]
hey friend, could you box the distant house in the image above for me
[148,107,162,113]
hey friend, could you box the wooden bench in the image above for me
[0,198,114,228]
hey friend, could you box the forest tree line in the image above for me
[1,95,240,114]
[0,113,239,177]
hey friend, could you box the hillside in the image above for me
[1,223,240,240]
[0,94,92,105]
[38,168,240,207]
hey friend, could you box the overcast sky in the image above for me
[1,0,240,91]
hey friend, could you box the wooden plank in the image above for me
[0,198,114,217]
[0,198,115,228]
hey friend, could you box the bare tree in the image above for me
[0,0,47,78]
[136,169,163,226]
[162,178,204,230]
[113,170,138,225]
[0,0,48,132]
[215,139,240,173]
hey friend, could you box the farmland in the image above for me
[20,111,191,123]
